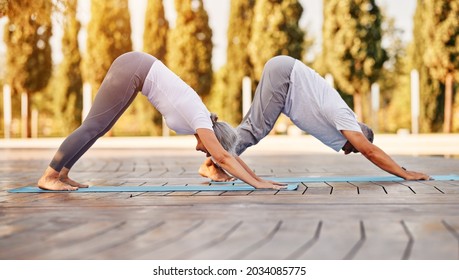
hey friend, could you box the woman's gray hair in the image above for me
[210,113,239,155]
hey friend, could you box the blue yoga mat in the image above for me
[8,183,298,193]
[210,174,459,184]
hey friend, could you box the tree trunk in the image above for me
[353,92,363,122]
[443,73,453,133]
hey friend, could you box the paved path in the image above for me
[1,138,459,260]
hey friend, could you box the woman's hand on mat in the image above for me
[255,180,287,190]
[262,180,288,187]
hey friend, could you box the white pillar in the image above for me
[325,73,334,88]
[31,109,38,138]
[162,117,169,137]
[3,84,11,139]
[242,76,252,117]
[82,82,92,121]
[371,83,380,132]
[21,92,28,138]
[410,69,420,134]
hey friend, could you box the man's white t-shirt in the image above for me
[141,61,213,134]
[283,60,362,151]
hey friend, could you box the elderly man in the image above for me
[199,56,430,182]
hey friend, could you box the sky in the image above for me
[0,0,417,70]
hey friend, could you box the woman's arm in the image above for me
[341,130,431,180]
[196,128,284,189]
[234,156,286,186]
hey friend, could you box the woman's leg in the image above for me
[38,52,156,190]
[235,55,295,155]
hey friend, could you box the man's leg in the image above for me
[200,56,295,181]
[236,55,295,155]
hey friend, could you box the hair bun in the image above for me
[210,113,218,126]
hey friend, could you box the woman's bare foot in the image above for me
[199,158,234,182]
[38,166,78,191]
[59,168,89,188]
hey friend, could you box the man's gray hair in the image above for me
[359,122,374,143]
[211,113,239,155]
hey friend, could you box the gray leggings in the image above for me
[235,55,295,155]
[50,52,157,171]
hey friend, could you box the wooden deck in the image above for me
[1,147,459,260]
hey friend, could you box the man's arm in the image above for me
[341,130,431,180]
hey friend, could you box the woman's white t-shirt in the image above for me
[141,60,213,134]
[283,60,362,151]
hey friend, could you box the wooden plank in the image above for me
[303,182,332,195]
[34,219,164,259]
[299,220,361,259]
[176,220,279,259]
[327,182,358,196]
[374,182,415,195]
[100,220,200,259]
[140,220,241,259]
[399,181,444,195]
[349,182,386,195]
[420,180,459,194]
[403,220,458,259]
[248,219,322,259]
[352,220,409,259]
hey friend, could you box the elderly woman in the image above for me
[200,55,431,182]
[38,52,284,191]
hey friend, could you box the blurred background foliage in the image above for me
[0,0,458,138]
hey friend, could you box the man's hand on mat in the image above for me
[404,170,432,181]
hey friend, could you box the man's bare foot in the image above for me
[38,166,78,191]
[59,168,89,188]
[199,158,234,182]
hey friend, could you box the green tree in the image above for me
[412,0,442,132]
[167,0,213,100]
[4,0,53,137]
[85,0,132,93]
[422,0,459,133]
[219,0,255,125]
[85,0,133,136]
[322,0,388,122]
[143,0,169,62]
[141,0,169,135]
[51,0,83,135]
[378,15,410,133]
[249,0,304,81]
[0,0,7,17]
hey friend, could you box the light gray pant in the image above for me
[236,55,295,155]
[50,52,157,171]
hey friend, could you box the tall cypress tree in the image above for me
[221,0,255,125]
[422,0,459,133]
[0,0,7,17]
[85,0,132,93]
[4,0,53,137]
[166,0,213,100]
[143,0,169,62]
[141,0,169,136]
[322,0,387,122]
[412,0,442,132]
[249,0,304,81]
[52,0,83,135]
